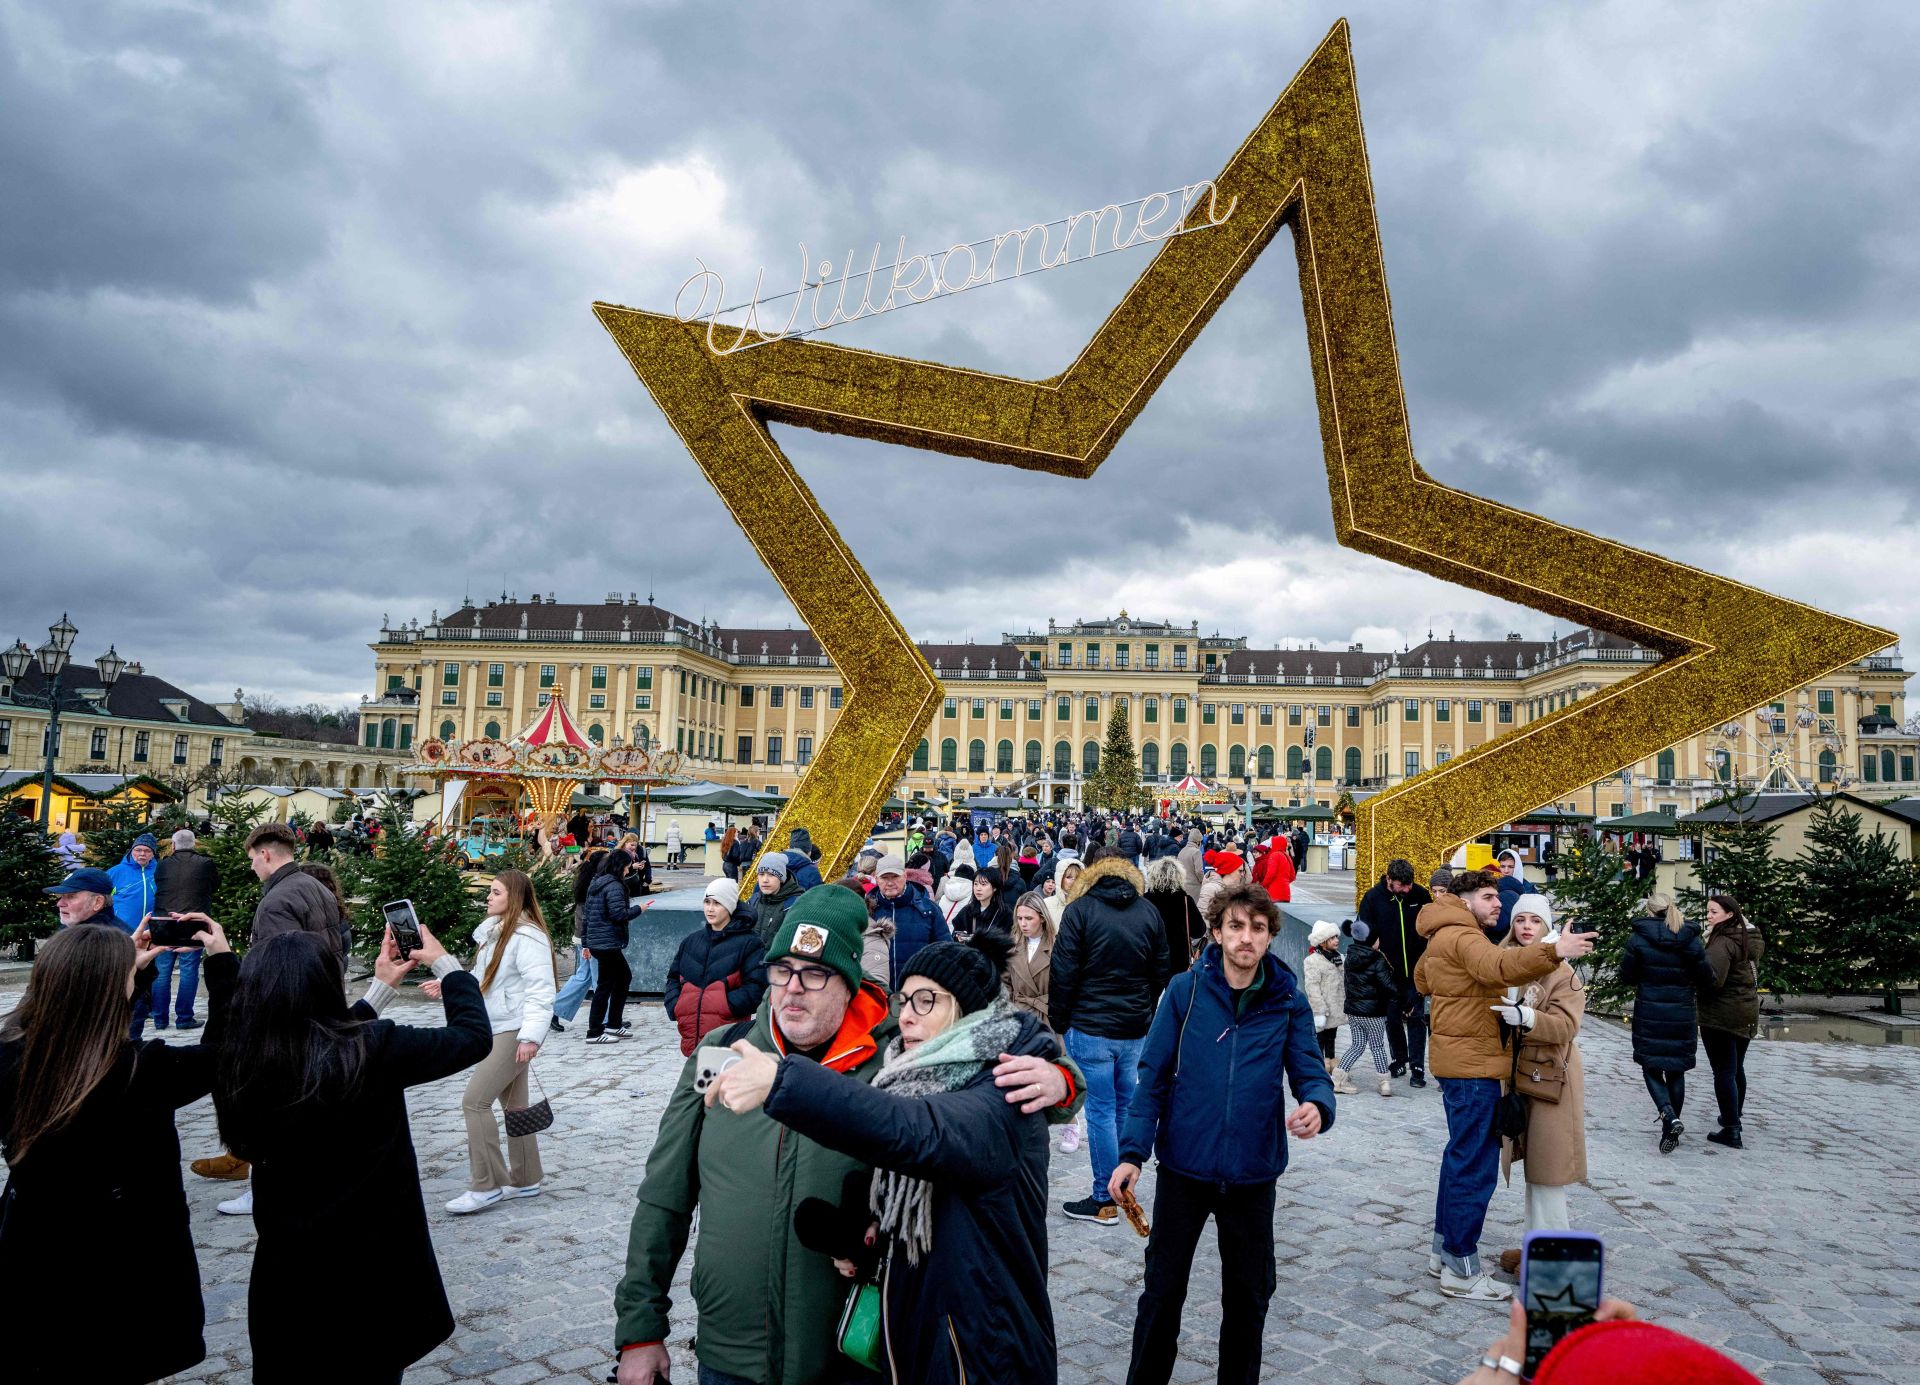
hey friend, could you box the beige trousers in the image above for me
[463,1030,544,1191]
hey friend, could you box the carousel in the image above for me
[404,693,690,837]
[1158,774,1229,815]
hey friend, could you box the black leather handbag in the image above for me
[503,1068,554,1138]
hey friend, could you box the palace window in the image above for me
[766,734,784,763]
[912,739,928,771]
[1404,699,1420,722]
[1317,746,1332,779]
[1084,741,1101,774]
[1436,699,1451,723]
[1230,703,1245,725]
[635,667,653,689]
[1404,750,1420,777]
[1116,644,1130,669]
[1656,749,1676,782]
[1199,745,1217,776]
[1085,696,1099,721]
[800,687,815,709]
[589,694,606,709]
[1287,745,1303,778]
[487,663,504,687]
[1346,705,1360,727]
[969,739,986,772]
[1142,743,1160,776]
[1027,700,1042,719]
[1498,701,1514,724]
[1054,740,1071,774]
[738,685,753,708]
[1260,704,1273,725]
[174,734,190,765]
[133,730,149,762]
[1257,745,1273,778]
[1436,750,1452,766]
[770,687,785,708]
[972,698,986,720]
[1317,706,1332,726]
[442,664,459,686]
[1170,743,1189,774]
[1344,746,1361,784]
[1000,699,1014,719]
[484,720,501,739]
[1817,688,1835,715]
[1057,695,1072,721]
[1025,740,1042,772]
[1172,698,1187,724]
[539,665,556,688]
[1204,652,1218,671]
[634,694,651,710]
[944,696,957,718]
[591,666,607,689]
[1057,642,1073,667]
[1288,705,1302,726]
[1086,643,1100,666]
[1467,700,1483,723]
[997,739,1014,773]
[589,724,605,745]
[1144,697,1158,724]
[830,687,843,709]
[1173,646,1188,670]
[1229,745,1246,777]
[209,737,223,765]
[941,738,958,772]
[1201,703,1216,725]
[1145,643,1160,669]
[538,692,551,707]
[796,735,813,767]
[90,727,108,760]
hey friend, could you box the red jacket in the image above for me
[1254,839,1295,901]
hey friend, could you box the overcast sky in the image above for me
[3,1,1916,706]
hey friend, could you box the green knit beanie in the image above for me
[767,884,867,992]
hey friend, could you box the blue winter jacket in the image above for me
[783,850,824,892]
[1119,945,1336,1185]
[868,881,951,990]
[107,852,157,932]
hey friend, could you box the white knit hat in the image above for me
[704,877,740,906]
[1308,919,1341,948]
[1511,892,1553,928]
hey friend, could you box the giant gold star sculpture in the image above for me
[595,20,1893,902]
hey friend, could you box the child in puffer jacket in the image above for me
[1333,919,1398,1097]
[664,878,769,1056]
[1303,919,1347,1065]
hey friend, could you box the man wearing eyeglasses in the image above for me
[613,884,1083,1385]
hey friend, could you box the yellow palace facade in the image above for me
[366,597,1916,818]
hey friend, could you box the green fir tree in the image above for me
[0,813,64,952]
[491,844,578,938]
[83,798,157,870]
[1790,798,1920,1012]
[336,800,483,958]
[1547,833,1642,1011]
[203,798,271,950]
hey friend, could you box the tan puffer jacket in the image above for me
[1413,895,1560,1080]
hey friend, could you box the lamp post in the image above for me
[2,616,126,829]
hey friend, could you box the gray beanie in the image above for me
[756,854,790,883]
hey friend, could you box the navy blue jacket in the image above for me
[764,1011,1061,1385]
[1619,916,1716,1071]
[1119,946,1336,1185]
[869,881,950,990]
[580,870,637,952]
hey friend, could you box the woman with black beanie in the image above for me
[724,932,1083,1383]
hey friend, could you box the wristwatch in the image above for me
[1480,1354,1525,1379]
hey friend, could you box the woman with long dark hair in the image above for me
[215,922,491,1383]
[1698,893,1766,1148]
[952,864,1014,940]
[580,847,642,1042]
[1617,892,1715,1154]
[2,917,234,1384]
[430,869,557,1213]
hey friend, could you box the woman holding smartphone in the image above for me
[581,848,643,1043]
[1492,895,1588,1275]
[1,916,234,1385]
[215,922,492,1384]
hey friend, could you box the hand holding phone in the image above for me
[382,899,424,960]
[146,913,204,948]
[1520,1231,1604,1377]
[693,1044,742,1095]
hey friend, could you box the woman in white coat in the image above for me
[438,869,557,1214]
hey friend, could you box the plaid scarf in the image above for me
[867,999,1025,1266]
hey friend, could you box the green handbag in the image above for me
[836,1278,883,1372]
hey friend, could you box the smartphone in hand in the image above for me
[382,899,424,960]
[1520,1230,1604,1377]
[146,914,204,948]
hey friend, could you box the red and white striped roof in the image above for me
[514,693,592,749]
[1168,775,1212,794]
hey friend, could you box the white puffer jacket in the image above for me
[471,915,558,1044]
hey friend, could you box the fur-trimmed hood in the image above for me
[1067,855,1145,905]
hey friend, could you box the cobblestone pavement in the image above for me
[7,967,1919,1385]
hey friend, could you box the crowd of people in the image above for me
[1,803,1773,1385]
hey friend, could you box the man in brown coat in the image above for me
[1414,868,1593,1300]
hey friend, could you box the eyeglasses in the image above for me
[890,988,952,1016]
[767,962,836,991]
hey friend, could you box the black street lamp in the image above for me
[2,616,127,828]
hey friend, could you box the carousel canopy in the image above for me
[518,695,592,749]
[1166,775,1213,795]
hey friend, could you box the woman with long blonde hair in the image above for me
[439,869,557,1213]
[1617,890,1715,1154]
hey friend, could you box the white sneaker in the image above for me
[1377,1076,1393,1097]
[1427,1253,1444,1278]
[586,1033,621,1045]
[1059,1123,1082,1153]
[217,1188,254,1217]
[1440,1268,1512,1301]
[500,1183,542,1201]
[446,1188,505,1215]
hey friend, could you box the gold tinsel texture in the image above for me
[594,20,1891,905]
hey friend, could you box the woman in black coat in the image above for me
[216,925,492,1384]
[951,865,1014,940]
[1142,856,1204,974]
[1617,893,1716,1154]
[1,919,236,1385]
[580,849,642,1040]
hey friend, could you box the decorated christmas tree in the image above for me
[1789,798,1920,1012]
[0,813,64,952]
[1087,707,1146,812]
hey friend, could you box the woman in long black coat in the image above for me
[1617,893,1715,1154]
[1,920,237,1385]
[216,925,492,1384]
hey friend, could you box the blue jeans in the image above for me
[552,948,597,1022]
[1066,1028,1145,1203]
[150,949,202,1024]
[1432,1076,1502,1276]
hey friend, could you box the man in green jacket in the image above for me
[614,884,1083,1385]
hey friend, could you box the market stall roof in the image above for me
[1503,807,1595,825]
[963,794,1022,810]
[1680,791,1902,828]
[665,787,779,814]
[1595,810,1682,835]
[0,770,179,802]
[569,791,617,809]
[1260,803,1336,821]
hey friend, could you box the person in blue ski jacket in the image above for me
[1111,878,1334,1385]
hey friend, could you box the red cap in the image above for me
[1536,1322,1760,1384]
[1212,852,1245,875]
